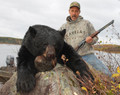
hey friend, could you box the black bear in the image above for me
[16,25,94,92]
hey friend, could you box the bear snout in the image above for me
[45,45,56,60]
[46,51,55,60]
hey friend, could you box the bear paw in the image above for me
[16,71,36,92]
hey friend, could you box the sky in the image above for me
[0,0,120,44]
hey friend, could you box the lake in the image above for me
[0,44,120,69]
[95,50,120,72]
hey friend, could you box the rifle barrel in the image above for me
[97,20,114,33]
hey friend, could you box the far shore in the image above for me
[93,44,120,53]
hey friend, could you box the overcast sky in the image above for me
[0,0,120,44]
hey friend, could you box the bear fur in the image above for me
[16,25,94,92]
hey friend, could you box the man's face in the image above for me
[69,7,80,21]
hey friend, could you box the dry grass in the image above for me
[77,68,120,95]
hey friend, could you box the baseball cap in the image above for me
[70,1,80,9]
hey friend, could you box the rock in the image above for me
[0,64,84,95]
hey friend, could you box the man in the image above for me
[60,1,111,76]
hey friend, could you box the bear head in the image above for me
[22,25,66,60]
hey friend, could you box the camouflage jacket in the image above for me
[59,16,98,56]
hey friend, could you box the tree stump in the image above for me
[0,64,84,95]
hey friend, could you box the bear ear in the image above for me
[28,26,37,38]
[59,29,66,37]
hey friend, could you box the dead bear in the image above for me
[16,25,94,92]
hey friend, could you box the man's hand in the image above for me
[86,36,93,43]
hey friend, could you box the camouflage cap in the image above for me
[70,1,80,9]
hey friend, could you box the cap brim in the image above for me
[70,6,80,9]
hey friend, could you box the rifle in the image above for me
[75,20,114,52]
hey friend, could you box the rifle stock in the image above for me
[75,20,114,52]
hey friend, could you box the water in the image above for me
[95,51,120,72]
[0,44,119,69]
[95,51,120,65]
[0,44,20,67]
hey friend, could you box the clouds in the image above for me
[0,0,120,44]
[0,0,67,38]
